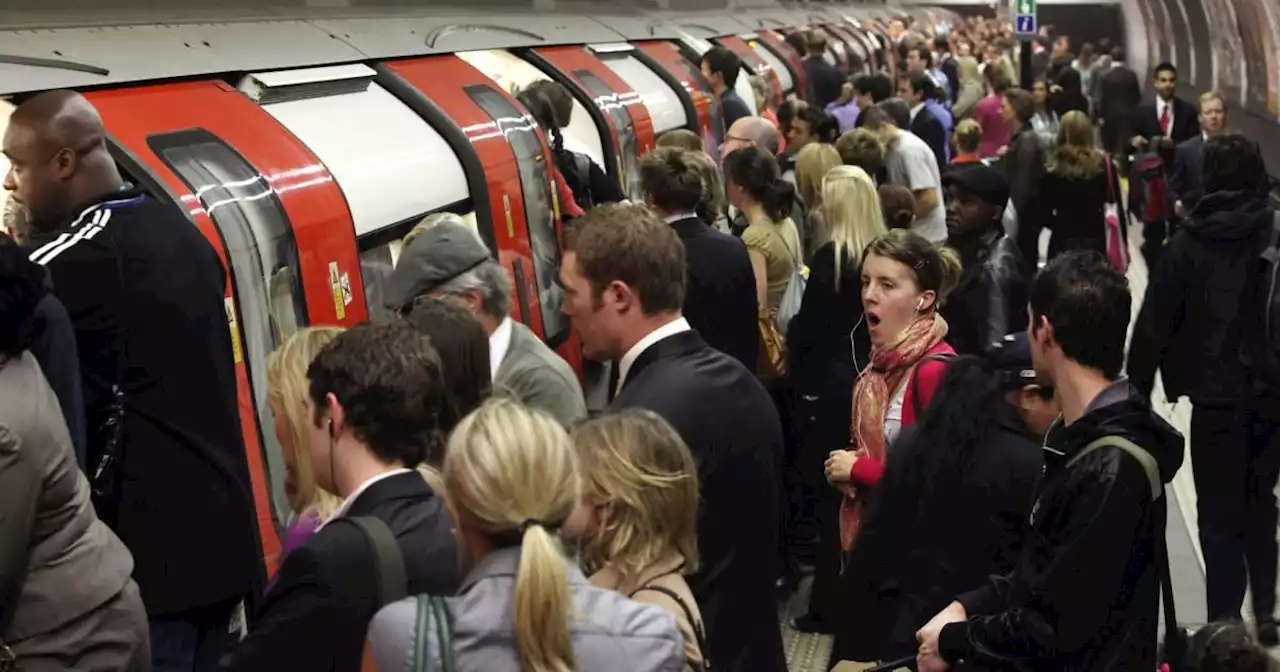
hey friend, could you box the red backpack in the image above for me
[1135,153,1171,223]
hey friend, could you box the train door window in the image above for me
[595,50,688,134]
[147,129,307,528]
[457,50,607,170]
[464,85,569,347]
[571,70,642,201]
[357,210,483,322]
[748,40,794,96]
[677,34,759,119]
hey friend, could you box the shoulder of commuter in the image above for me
[495,322,586,425]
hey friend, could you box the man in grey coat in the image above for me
[383,216,586,426]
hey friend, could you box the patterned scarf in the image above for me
[839,313,949,551]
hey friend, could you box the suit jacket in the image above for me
[495,320,586,426]
[611,330,786,672]
[220,472,461,672]
[1170,134,1206,211]
[669,216,759,373]
[1132,97,1199,151]
[1096,65,1142,126]
[911,106,948,170]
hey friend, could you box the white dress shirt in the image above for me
[489,316,514,379]
[1157,97,1173,137]
[616,317,692,393]
[663,212,698,224]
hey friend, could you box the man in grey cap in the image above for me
[383,214,586,426]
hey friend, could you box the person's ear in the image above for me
[604,280,637,314]
[918,289,938,312]
[324,393,344,439]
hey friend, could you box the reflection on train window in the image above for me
[672,56,723,156]
[572,69,643,201]
[358,239,404,323]
[464,85,569,347]
[148,129,307,531]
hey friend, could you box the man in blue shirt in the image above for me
[701,46,754,138]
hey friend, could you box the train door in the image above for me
[742,33,799,101]
[818,25,856,74]
[455,49,612,182]
[589,43,696,145]
[86,80,364,577]
[674,33,761,122]
[236,65,475,322]
[756,30,807,100]
[826,24,871,74]
[525,46,656,202]
[379,54,582,375]
[635,41,719,157]
[716,35,784,110]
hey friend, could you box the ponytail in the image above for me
[514,523,576,672]
[723,145,794,222]
[762,179,796,222]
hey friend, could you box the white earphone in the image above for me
[916,297,925,312]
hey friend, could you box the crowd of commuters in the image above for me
[0,12,1278,672]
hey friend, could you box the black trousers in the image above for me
[1191,401,1280,621]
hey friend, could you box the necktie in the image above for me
[1159,104,1171,137]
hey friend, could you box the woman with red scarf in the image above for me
[824,228,962,548]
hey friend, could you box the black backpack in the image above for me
[1254,211,1280,386]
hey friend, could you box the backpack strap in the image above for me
[330,517,407,608]
[1064,435,1161,502]
[633,584,709,668]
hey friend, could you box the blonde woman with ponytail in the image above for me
[367,398,686,672]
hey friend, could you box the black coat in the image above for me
[1038,158,1127,259]
[1169,134,1206,211]
[1129,190,1275,404]
[1095,65,1141,128]
[670,216,759,373]
[804,55,845,109]
[911,106,949,171]
[220,472,460,672]
[938,383,1184,671]
[1132,97,1200,154]
[941,231,1027,356]
[843,409,1044,660]
[611,330,786,672]
[28,293,87,471]
[25,187,259,615]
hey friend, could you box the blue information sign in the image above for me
[1015,14,1037,34]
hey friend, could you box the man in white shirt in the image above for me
[560,203,787,672]
[383,214,586,426]
[861,100,949,243]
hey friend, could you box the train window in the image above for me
[254,80,468,237]
[571,69,642,201]
[596,52,688,134]
[749,40,794,95]
[148,129,306,530]
[464,85,569,347]
[358,211,483,321]
[457,50,608,170]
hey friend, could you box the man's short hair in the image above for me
[656,129,704,153]
[431,260,513,320]
[853,73,894,103]
[954,118,981,153]
[701,46,743,89]
[1030,251,1131,379]
[1154,62,1177,79]
[307,320,449,467]
[1003,88,1036,126]
[1203,133,1267,195]
[640,148,704,215]
[908,71,937,100]
[807,30,828,54]
[563,203,685,316]
[874,98,912,130]
[909,46,934,69]
[732,116,780,155]
[835,128,885,174]
[1198,91,1225,112]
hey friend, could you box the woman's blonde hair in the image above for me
[795,143,843,209]
[266,326,345,520]
[571,409,700,581]
[444,398,579,672]
[683,150,728,226]
[1047,110,1105,179]
[821,165,887,285]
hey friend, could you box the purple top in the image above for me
[826,100,860,133]
[266,509,323,593]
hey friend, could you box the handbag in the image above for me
[412,594,457,672]
[757,309,789,379]
[1102,156,1130,273]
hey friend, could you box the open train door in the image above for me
[378,54,582,376]
[88,80,366,579]
[524,45,656,202]
[635,40,720,157]
[716,35,784,110]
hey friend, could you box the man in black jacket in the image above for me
[220,321,461,671]
[560,204,786,672]
[701,46,754,135]
[900,72,948,170]
[1169,91,1228,217]
[803,30,845,110]
[939,165,1027,356]
[1095,46,1142,163]
[1129,134,1280,643]
[639,147,758,373]
[916,252,1184,672]
[4,90,260,671]
[1131,63,1201,269]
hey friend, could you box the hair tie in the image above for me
[519,519,549,534]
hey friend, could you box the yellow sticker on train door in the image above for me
[551,178,562,221]
[224,297,243,364]
[328,261,346,320]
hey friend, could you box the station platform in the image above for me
[778,221,1222,672]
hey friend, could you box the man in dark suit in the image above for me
[640,147,759,372]
[1171,91,1228,217]
[1130,62,1200,269]
[900,71,948,169]
[219,321,460,672]
[803,30,845,109]
[1095,46,1142,164]
[560,204,786,672]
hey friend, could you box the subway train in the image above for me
[0,1,951,577]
